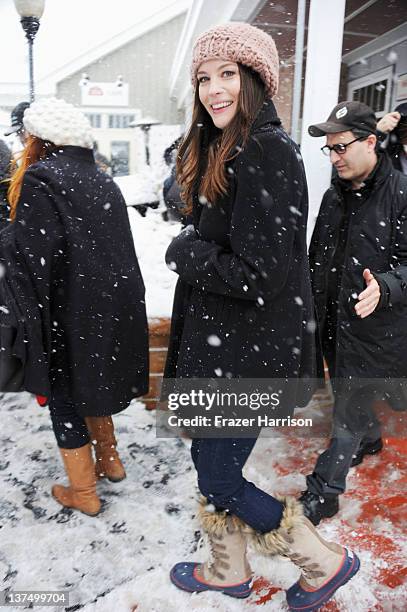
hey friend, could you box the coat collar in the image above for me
[333,151,393,196]
[47,146,95,164]
[251,99,282,132]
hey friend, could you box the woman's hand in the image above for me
[165,224,197,272]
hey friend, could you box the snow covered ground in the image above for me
[0,391,406,612]
[0,177,406,611]
[126,206,180,319]
[115,170,181,319]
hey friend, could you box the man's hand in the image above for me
[376,111,401,134]
[355,269,381,318]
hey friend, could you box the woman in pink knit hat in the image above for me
[164,22,360,609]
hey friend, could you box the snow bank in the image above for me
[114,171,181,319]
[128,206,180,319]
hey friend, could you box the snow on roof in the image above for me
[38,0,190,93]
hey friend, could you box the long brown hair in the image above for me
[177,64,267,213]
[8,135,55,221]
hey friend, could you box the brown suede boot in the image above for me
[170,498,253,598]
[85,416,126,482]
[52,444,101,516]
[251,497,360,610]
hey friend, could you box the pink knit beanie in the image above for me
[191,22,279,98]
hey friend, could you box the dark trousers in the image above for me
[306,386,381,496]
[48,397,90,449]
[191,437,284,533]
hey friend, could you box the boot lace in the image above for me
[283,543,326,580]
[198,532,230,581]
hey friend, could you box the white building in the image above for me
[1,2,189,175]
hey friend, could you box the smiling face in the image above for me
[197,59,241,130]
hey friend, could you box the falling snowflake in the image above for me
[207,335,222,347]
[306,319,317,333]
[386,50,398,63]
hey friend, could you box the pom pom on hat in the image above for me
[23,97,94,149]
[191,22,279,98]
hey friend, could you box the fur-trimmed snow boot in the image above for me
[170,498,253,598]
[52,444,101,516]
[251,497,360,611]
[85,416,126,482]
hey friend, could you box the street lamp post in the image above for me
[14,0,45,103]
[131,117,161,166]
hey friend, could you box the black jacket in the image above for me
[309,153,407,379]
[0,139,11,226]
[164,100,321,410]
[0,146,149,415]
[388,142,406,174]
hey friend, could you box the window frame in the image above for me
[347,66,393,118]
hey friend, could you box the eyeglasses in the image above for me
[321,136,366,156]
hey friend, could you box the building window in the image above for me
[108,114,135,129]
[111,141,129,176]
[352,80,388,113]
[348,67,392,117]
[85,113,102,128]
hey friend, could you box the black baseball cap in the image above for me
[308,101,377,137]
[4,101,30,136]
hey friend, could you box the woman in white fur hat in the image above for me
[4,97,149,516]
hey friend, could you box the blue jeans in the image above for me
[191,437,284,533]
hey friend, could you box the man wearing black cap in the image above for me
[4,101,30,146]
[300,101,407,525]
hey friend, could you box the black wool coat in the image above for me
[164,100,320,409]
[0,146,149,415]
[309,153,407,379]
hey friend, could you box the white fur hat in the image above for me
[23,97,94,149]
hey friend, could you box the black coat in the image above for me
[0,146,149,416]
[387,142,406,174]
[309,153,407,379]
[0,139,11,226]
[164,101,320,409]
